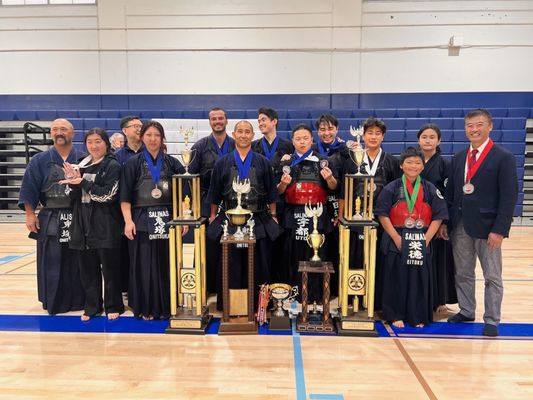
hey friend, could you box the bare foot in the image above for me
[142,315,154,321]
[415,323,425,328]
[436,305,448,314]
[81,315,91,322]
[392,320,405,328]
[107,313,120,321]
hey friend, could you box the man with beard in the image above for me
[188,108,236,296]
[18,118,85,315]
[208,120,279,309]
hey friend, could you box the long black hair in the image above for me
[417,123,442,154]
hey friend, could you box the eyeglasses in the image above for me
[126,124,142,129]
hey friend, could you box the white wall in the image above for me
[0,0,532,95]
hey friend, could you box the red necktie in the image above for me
[468,148,478,173]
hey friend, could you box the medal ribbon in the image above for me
[363,148,382,176]
[211,135,229,158]
[290,149,313,167]
[261,136,280,161]
[402,174,424,214]
[143,148,163,186]
[465,139,493,184]
[234,149,253,179]
[317,137,341,156]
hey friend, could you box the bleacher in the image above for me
[0,106,530,217]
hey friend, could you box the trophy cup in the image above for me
[225,178,253,240]
[305,203,325,267]
[268,283,298,331]
[347,125,365,176]
[178,127,196,175]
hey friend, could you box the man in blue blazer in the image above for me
[440,108,518,336]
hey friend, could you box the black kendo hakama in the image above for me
[207,150,280,310]
[375,178,448,326]
[68,154,124,318]
[189,135,236,294]
[121,151,185,319]
[341,150,400,308]
[252,136,294,283]
[280,150,338,303]
[420,152,458,308]
[312,138,349,297]
[18,147,85,314]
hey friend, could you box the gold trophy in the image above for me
[178,126,196,175]
[305,202,325,267]
[268,283,298,331]
[347,125,365,175]
[225,178,252,240]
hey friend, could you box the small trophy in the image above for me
[225,178,252,240]
[222,219,229,240]
[246,216,255,240]
[269,284,298,318]
[182,195,192,219]
[347,125,365,175]
[305,203,325,267]
[353,196,363,220]
[178,126,196,175]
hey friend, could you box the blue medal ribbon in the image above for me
[290,149,313,167]
[211,135,229,158]
[261,136,280,161]
[143,148,163,185]
[234,149,253,179]
[317,137,341,156]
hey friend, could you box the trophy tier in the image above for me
[167,217,207,227]
[172,173,200,178]
[166,307,213,335]
[338,217,379,228]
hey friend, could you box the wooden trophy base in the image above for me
[166,307,212,335]
[335,311,378,337]
[296,313,336,334]
[268,315,292,331]
[218,316,257,335]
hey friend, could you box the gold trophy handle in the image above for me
[320,234,325,248]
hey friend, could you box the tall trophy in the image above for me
[268,283,298,331]
[305,203,325,267]
[219,177,257,334]
[337,125,378,336]
[166,126,211,334]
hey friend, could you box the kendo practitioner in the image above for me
[189,107,235,295]
[114,115,143,296]
[417,123,457,314]
[251,107,293,282]
[311,113,349,297]
[18,118,85,315]
[338,117,400,308]
[60,128,124,321]
[208,120,280,310]
[375,147,448,328]
[121,120,188,320]
[278,124,338,302]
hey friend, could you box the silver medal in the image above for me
[404,217,415,229]
[320,159,329,169]
[151,187,162,199]
[415,219,425,229]
[282,166,291,175]
[463,183,475,195]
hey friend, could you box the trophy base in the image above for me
[218,316,257,335]
[296,313,336,334]
[268,315,292,331]
[165,308,212,335]
[309,259,323,268]
[334,313,378,337]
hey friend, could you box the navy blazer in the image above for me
[445,143,517,239]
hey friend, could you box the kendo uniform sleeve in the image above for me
[18,153,45,210]
[120,155,138,203]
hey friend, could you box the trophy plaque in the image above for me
[268,283,298,331]
[219,177,257,335]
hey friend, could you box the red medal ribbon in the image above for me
[465,139,494,184]
[405,177,424,217]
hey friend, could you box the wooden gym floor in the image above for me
[1,223,533,399]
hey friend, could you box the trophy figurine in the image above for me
[182,195,192,219]
[353,196,363,220]
[305,203,325,267]
[347,125,365,175]
[225,178,252,240]
[222,219,229,240]
[246,216,255,240]
[178,126,196,175]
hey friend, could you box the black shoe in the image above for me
[482,324,498,337]
[447,313,475,324]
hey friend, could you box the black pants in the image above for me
[78,248,124,317]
